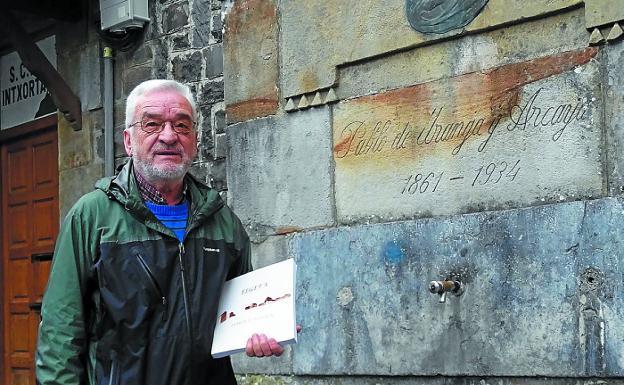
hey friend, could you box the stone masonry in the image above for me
[49,0,624,384]
[55,0,229,216]
[224,1,624,384]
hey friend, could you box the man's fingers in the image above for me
[296,324,302,333]
[268,338,283,357]
[247,333,288,358]
[245,337,254,357]
[252,334,264,357]
[258,334,272,356]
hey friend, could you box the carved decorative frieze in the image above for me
[285,88,339,113]
[585,0,624,45]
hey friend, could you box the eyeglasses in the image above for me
[129,117,196,135]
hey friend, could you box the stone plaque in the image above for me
[333,48,602,222]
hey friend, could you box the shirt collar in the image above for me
[134,168,188,205]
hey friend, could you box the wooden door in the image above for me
[1,127,59,385]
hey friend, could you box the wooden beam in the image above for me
[0,11,82,130]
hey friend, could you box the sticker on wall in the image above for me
[406,0,489,34]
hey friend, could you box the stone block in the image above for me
[59,163,103,218]
[198,80,224,106]
[204,44,224,79]
[151,39,169,79]
[171,50,203,83]
[144,0,163,40]
[122,64,152,97]
[57,42,102,111]
[224,0,278,124]
[113,98,127,133]
[163,2,190,33]
[123,41,153,66]
[113,60,125,100]
[189,161,210,184]
[58,113,93,172]
[333,48,603,223]
[211,12,223,42]
[214,106,226,134]
[209,158,227,191]
[226,110,334,236]
[210,0,221,12]
[279,0,583,98]
[605,40,624,195]
[170,32,191,51]
[585,0,624,29]
[80,42,103,111]
[191,0,212,46]
[214,133,226,159]
[199,104,213,131]
[339,8,588,102]
[291,197,624,376]
[199,125,214,161]
[90,109,105,162]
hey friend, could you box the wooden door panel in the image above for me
[32,139,55,190]
[2,125,58,385]
[8,303,29,314]
[8,259,30,301]
[7,203,29,250]
[6,147,30,195]
[9,314,30,354]
[10,367,31,385]
[32,198,55,249]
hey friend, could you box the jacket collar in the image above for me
[95,159,224,234]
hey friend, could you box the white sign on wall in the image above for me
[1,35,57,130]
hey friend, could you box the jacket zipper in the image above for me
[108,355,119,385]
[178,243,193,340]
[136,253,168,322]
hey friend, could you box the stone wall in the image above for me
[224,0,624,383]
[56,0,229,216]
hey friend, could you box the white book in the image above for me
[211,258,297,358]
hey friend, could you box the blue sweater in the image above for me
[146,201,189,241]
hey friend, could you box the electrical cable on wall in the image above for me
[97,0,149,52]
[96,27,145,52]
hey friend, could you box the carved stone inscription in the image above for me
[333,48,602,222]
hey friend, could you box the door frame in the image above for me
[0,113,58,384]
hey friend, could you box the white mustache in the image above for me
[153,146,183,155]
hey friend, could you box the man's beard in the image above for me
[133,154,192,182]
[131,139,194,183]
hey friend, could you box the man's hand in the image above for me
[245,325,302,358]
[245,333,284,357]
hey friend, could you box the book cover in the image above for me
[211,258,297,358]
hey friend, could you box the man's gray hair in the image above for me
[125,79,198,130]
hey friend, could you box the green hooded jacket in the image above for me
[35,160,252,385]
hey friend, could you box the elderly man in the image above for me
[35,79,284,385]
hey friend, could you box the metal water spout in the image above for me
[429,279,464,303]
